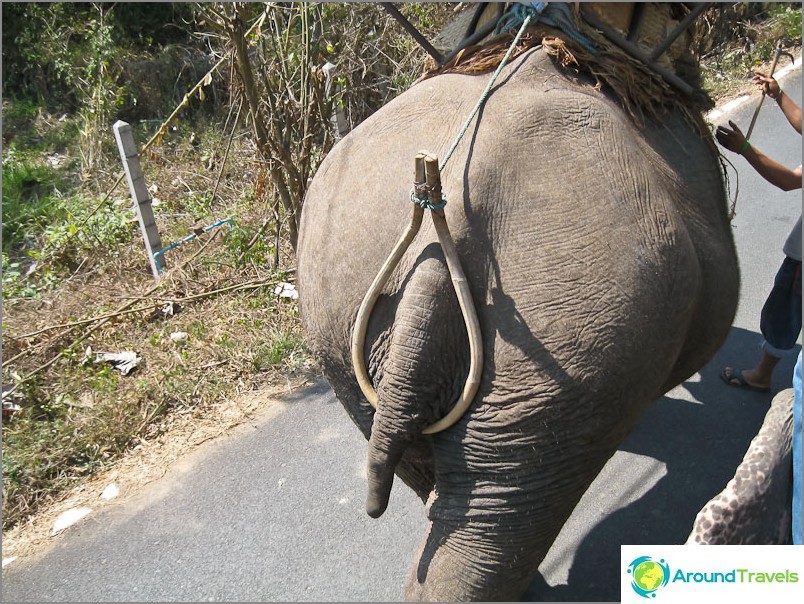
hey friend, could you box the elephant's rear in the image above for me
[300,45,738,441]
[297,46,739,601]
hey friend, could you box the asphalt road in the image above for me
[2,67,801,603]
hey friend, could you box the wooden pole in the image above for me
[421,154,483,435]
[351,151,483,434]
[350,154,426,408]
[745,42,783,141]
[114,120,164,278]
[322,62,348,140]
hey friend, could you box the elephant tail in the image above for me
[353,153,483,517]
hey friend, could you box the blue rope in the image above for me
[498,3,599,56]
[437,13,534,175]
[410,189,447,211]
[495,2,546,35]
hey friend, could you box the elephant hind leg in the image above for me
[405,520,548,602]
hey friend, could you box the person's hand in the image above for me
[715,120,749,154]
[753,71,782,99]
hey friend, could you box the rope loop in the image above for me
[410,183,447,211]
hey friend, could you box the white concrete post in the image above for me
[113,120,163,278]
[322,62,349,140]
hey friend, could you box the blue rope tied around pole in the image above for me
[410,188,447,211]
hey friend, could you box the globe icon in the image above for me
[633,561,666,592]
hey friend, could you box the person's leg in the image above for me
[722,257,801,391]
[760,257,802,350]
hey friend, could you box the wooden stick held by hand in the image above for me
[745,42,783,140]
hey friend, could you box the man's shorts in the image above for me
[760,256,803,356]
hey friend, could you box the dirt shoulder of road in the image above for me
[1,371,319,566]
[705,49,803,120]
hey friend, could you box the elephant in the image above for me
[687,388,794,545]
[296,41,740,600]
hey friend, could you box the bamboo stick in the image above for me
[351,154,426,407]
[745,42,784,140]
[421,154,483,435]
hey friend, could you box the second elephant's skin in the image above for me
[297,47,739,601]
[687,389,794,545]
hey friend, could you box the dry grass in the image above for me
[1,0,459,549]
[2,125,309,531]
[1,127,321,558]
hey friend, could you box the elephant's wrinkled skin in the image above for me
[297,47,739,601]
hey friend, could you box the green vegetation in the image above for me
[1,1,454,532]
[2,150,62,249]
[697,3,802,102]
[1,2,800,535]
[252,330,306,372]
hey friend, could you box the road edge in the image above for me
[707,55,803,122]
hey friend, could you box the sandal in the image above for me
[720,367,770,393]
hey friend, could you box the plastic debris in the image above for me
[150,301,183,321]
[100,484,119,500]
[2,383,24,418]
[3,557,18,568]
[169,331,189,344]
[274,282,298,301]
[2,400,22,418]
[51,507,92,536]
[88,348,142,376]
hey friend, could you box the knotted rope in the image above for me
[410,183,447,211]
